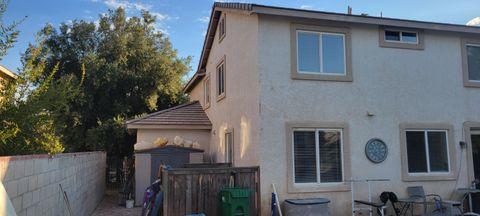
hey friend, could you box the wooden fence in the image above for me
[162,166,260,216]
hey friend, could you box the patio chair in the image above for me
[405,186,462,216]
[354,191,403,216]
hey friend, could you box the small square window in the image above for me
[379,28,423,50]
[385,31,400,41]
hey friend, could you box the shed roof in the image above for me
[184,2,480,93]
[126,101,211,130]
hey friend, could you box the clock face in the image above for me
[365,139,388,163]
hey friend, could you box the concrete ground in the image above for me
[91,189,142,216]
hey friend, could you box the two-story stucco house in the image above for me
[129,2,480,215]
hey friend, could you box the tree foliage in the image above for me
[0,27,82,155]
[0,0,23,61]
[27,8,190,155]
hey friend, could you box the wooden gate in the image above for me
[162,166,260,216]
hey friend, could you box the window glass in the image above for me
[204,77,210,105]
[217,63,225,96]
[385,31,400,41]
[427,132,449,172]
[293,131,317,183]
[318,130,342,182]
[467,45,480,81]
[297,32,320,72]
[322,34,345,74]
[406,131,428,173]
[402,32,418,43]
[406,130,449,173]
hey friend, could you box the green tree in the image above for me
[29,8,190,155]
[0,27,82,155]
[0,0,23,61]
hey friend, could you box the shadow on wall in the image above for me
[0,158,15,215]
[209,116,252,164]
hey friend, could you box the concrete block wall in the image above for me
[0,152,106,216]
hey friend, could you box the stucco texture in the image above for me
[189,12,261,167]
[257,16,479,215]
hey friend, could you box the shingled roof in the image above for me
[126,101,211,130]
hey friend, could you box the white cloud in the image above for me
[151,12,169,21]
[198,16,210,23]
[100,0,152,11]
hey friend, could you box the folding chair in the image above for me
[406,186,462,216]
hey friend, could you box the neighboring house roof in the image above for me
[0,65,17,80]
[184,2,480,93]
[126,101,212,130]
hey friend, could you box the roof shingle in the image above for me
[126,101,211,129]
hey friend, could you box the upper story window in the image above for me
[385,30,418,43]
[379,27,424,50]
[203,76,210,109]
[461,39,480,87]
[218,14,226,42]
[400,123,456,181]
[291,24,352,82]
[216,58,226,101]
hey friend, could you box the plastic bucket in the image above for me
[126,200,134,209]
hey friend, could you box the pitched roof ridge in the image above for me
[126,100,200,124]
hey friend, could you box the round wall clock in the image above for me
[365,138,388,163]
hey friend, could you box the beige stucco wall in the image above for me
[257,15,480,215]
[136,129,210,153]
[189,11,260,167]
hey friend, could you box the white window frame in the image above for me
[405,129,451,175]
[296,30,347,76]
[384,30,419,44]
[292,128,345,186]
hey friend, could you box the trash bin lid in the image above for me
[285,198,330,205]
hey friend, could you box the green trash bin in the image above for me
[219,187,251,216]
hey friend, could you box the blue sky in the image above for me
[3,0,480,78]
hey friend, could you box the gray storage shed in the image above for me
[134,146,204,205]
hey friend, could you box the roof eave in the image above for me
[126,124,212,130]
[0,65,17,80]
[183,2,480,93]
[252,5,480,34]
